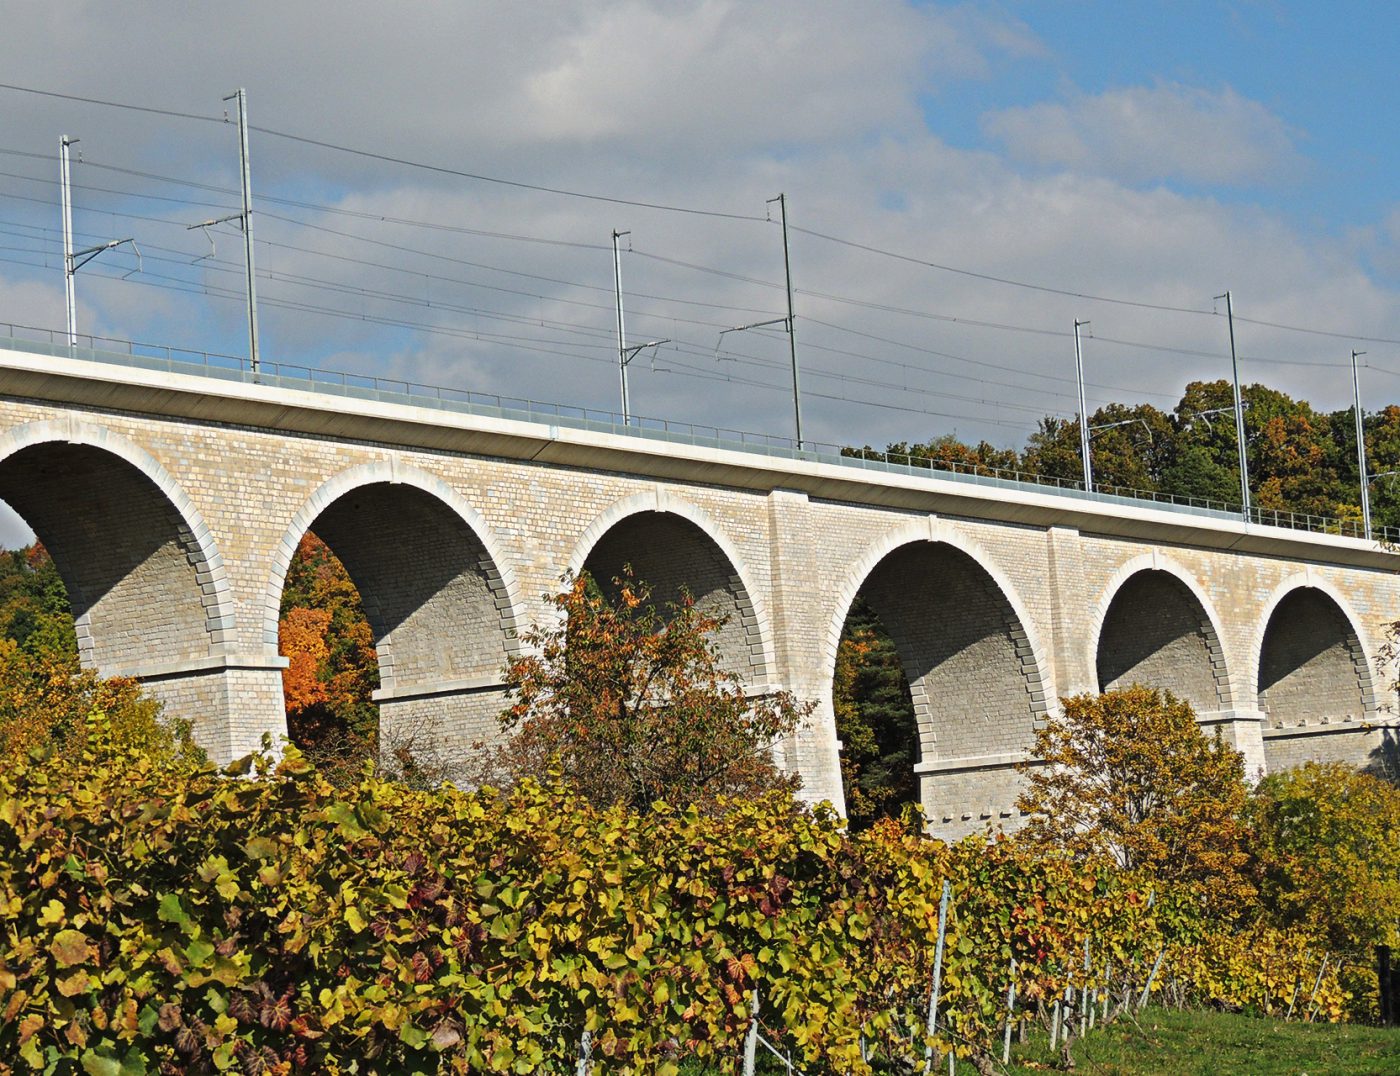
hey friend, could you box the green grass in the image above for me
[683,1007,1400,1075]
[969,1006,1400,1076]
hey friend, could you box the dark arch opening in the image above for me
[1096,569,1226,713]
[0,441,228,752]
[840,541,1042,836]
[0,443,220,674]
[279,482,514,781]
[580,510,766,683]
[1259,588,1367,727]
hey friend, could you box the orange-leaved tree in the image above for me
[496,572,810,813]
[277,533,379,780]
[1016,686,1253,915]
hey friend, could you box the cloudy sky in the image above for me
[2,0,1399,493]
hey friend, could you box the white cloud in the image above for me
[0,3,1395,460]
[982,83,1303,187]
[0,276,66,341]
[0,0,1033,177]
[519,1,1042,153]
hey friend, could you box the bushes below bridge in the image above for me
[0,721,1345,1074]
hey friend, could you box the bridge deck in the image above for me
[0,336,1392,572]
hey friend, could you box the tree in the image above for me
[1160,380,1249,505]
[832,596,918,831]
[1249,762,1400,957]
[0,543,77,665]
[1019,416,1084,486]
[1360,404,1400,531]
[1016,687,1253,914]
[0,639,203,768]
[277,533,379,779]
[0,542,201,769]
[1244,385,1334,516]
[873,433,1020,476]
[495,572,810,813]
[1023,404,1171,493]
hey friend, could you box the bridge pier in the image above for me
[916,753,1027,829]
[1196,708,1267,780]
[372,678,511,780]
[113,657,288,763]
[764,489,847,813]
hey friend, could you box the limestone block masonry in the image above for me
[3,343,1399,838]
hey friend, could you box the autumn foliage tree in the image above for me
[0,639,203,769]
[1016,687,1253,915]
[495,572,810,813]
[0,543,201,768]
[277,533,379,780]
[1250,762,1400,958]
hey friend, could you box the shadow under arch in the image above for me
[824,519,1052,836]
[266,462,524,772]
[567,492,775,686]
[1254,577,1378,772]
[0,418,234,672]
[1088,555,1232,714]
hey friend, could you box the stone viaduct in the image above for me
[1,339,1397,837]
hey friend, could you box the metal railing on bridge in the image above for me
[2,322,1395,546]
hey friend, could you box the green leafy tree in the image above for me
[1160,380,1250,505]
[1250,762,1400,955]
[495,572,810,813]
[1161,381,1346,513]
[1020,404,1169,492]
[1019,415,1084,486]
[1360,404,1400,531]
[832,597,918,831]
[1016,687,1253,916]
[0,543,77,664]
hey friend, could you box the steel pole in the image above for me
[1354,349,1372,539]
[229,88,261,376]
[60,136,77,346]
[1074,319,1092,492]
[1222,291,1250,517]
[776,194,802,449]
[922,879,952,1074]
[612,230,629,422]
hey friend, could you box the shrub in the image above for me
[0,724,1336,1073]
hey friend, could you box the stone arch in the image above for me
[1088,553,1232,713]
[824,517,1053,833]
[266,462,524,774]
[0,417,234,673]
[821,518,1054,709]
[1254,575,1377,730]
[568,491,776,684]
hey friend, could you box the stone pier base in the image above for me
[115,655,290,763]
